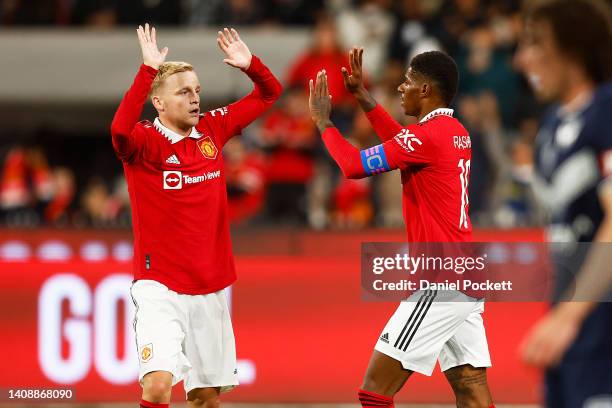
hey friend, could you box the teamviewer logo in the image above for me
[163,171,182,190]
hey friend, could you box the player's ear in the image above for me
[151,95,164,112]
[420,82,432,98]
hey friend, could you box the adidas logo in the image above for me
[165,154,180,165]
[380,333,389,344]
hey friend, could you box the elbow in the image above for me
[110,118,125,138]
[264,80,283,104]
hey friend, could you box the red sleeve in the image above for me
[110,64,157,162]
[322,124,435,179]
[381,124,435,169]
[206,55,282,147]
[365,103,403,142]
[322,127,367,179]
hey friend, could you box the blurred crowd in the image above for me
[0,0,549,229]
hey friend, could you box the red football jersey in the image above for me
[365,105,472,242]
[110,56,282,294]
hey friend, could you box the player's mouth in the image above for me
[189,108,200,117]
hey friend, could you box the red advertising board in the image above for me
[0,229,546,403]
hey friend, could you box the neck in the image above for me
[417,102,447,122]
[158,117,192,137]
[559,67,595,108]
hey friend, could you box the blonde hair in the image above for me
[150,61,194,95]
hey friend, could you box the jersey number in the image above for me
[458,159,470,229]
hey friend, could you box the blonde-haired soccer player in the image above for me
[111,24,282,408]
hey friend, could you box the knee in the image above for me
[142,378,171,403]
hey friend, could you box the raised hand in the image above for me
[137,23,168,70]
[342,47,365,94]
[309,70,334,132]
[217,28,252,70]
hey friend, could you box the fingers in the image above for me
[322,70,329,97]
[144,23,151,43]
[224,27,234,44]
[358,47,363,68]
[341,66,350,83]
[217,36,228,53]
[160,46,169,60]
[137,25,144,44]
[230,28,240,42]
[309,78,314,99]
[218,30,230,49]
[349,48,356,73]
[151,26,157,45]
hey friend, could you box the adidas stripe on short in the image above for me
[375,289,491,376]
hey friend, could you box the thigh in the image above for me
[439,301,491,372]
[374,290,476,376]
[131,280,190,385]
[183,289,238,394]
[362,350,414,396]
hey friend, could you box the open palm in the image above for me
[217,28,252,70]
[137,23,168,70]
[342,47,365,93]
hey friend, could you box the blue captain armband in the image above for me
[360,144,391,175]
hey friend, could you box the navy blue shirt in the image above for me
[534,82,612,357]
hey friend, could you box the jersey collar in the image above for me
[153,117,202,144]
[419,108,454,123]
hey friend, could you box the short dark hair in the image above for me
[527,0,612,84]
[409,51,459,106]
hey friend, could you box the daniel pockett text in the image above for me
[360,243,560,302]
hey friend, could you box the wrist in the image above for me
[143,62,160,70]
[555,301,592,324]
[316,119,334,133]
[352,86,369,98]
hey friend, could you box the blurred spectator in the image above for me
[387,0,443,68]
[0,146,56,226]
[0,147,29,216]
[224,138,267,224]
[335,0,395,81]
[456,92,507,225]
[80,176,110,226]
[44,167,75,225]
[259,87,317,224]
[269,0,324,26]
[209,0,267,26]
[71,0,116,27]
[1,0,70,25]
[330,112,375,228]
[115,0,182,26]
[286,15,354,129]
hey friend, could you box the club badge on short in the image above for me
[198,137,218,160]
[140,343,153,362]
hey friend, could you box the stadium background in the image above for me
[0,0,590,406]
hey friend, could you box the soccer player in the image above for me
[309,50,495,407]
[515,0,612,406]
[110,24,281,408]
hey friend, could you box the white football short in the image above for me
[130,279,238,394]
[375,289,491,376]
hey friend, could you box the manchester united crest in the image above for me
[197,137,218,160]
[141,344,153,362]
